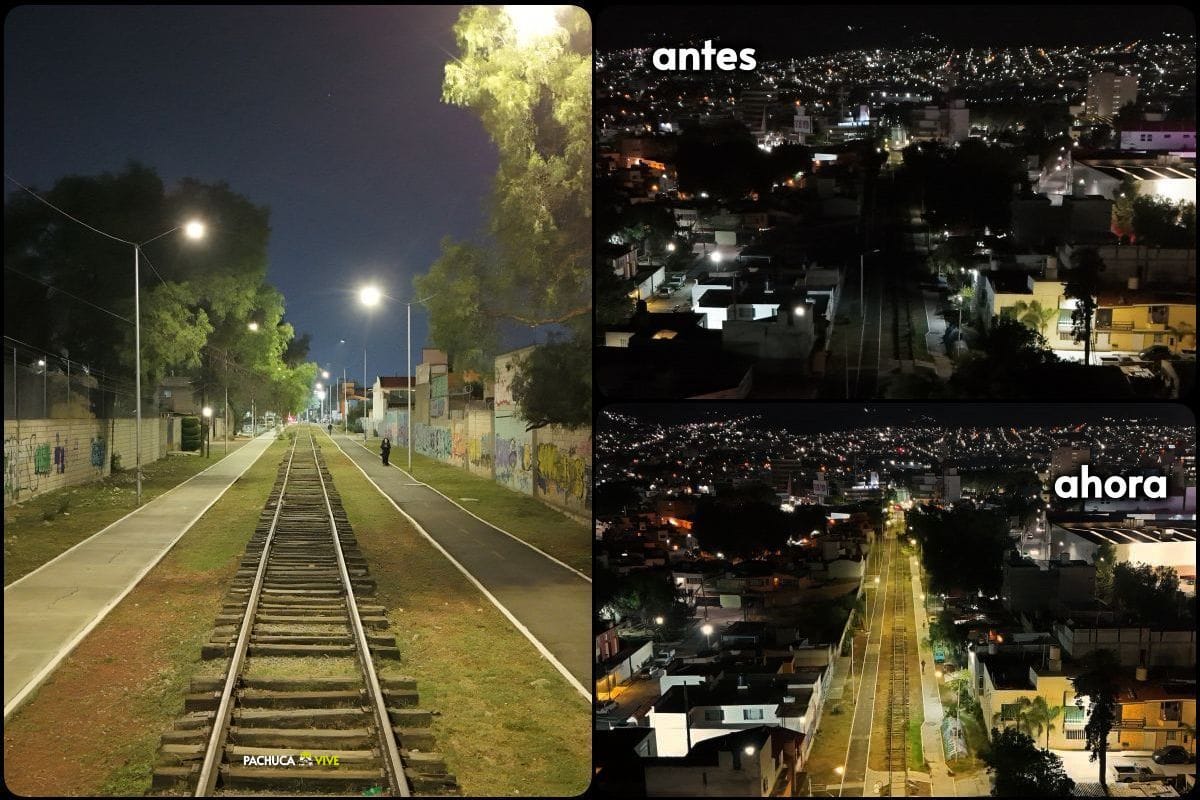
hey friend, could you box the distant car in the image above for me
[595,699,619,715]
[656,284,673,296]
[1113,765,1155,783]
[1139,344,1173,361]
[1152,745,1193,764]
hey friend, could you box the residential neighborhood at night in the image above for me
[593,404,1196,797]
[594,7,1196,400]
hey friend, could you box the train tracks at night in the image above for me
[884,551,911,796]
[150,428,458,796]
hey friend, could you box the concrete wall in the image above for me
[4,417,174,507]
[368,346,592,515]
[532,424,592,514]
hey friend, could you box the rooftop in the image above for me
[1054,521,1197,546]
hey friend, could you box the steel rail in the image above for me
[194,431,301,796]
[308,435,411,797]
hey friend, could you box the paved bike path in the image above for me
[329,433,590,698]
[4,432,277,718]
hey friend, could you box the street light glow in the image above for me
[701,624,713,636]
[322,370,330,379]
[201,406,213,418]
[247,321,259,332]
[710,251,722,264]
[359,286,382,307]
[183,220,206,240]
[654,616,664,625]
[744,745,756,756]
[506,5,560,47]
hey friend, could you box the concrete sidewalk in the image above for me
[909,555,958,797]
[328,433,591,699]
[4,432,276,718]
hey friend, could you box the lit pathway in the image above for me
[839,536,893,796]
[909,554,958,797]
[4,432,276,717]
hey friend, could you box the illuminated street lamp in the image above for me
[506,5,561,47]
[128,219,208,501]
[701,623,714,649]
[654,616,665,626]
[247,321,259,332]
[201,406,213,458]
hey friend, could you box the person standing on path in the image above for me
[380,437,391,466]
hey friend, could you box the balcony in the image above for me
[1115,717,1147,728]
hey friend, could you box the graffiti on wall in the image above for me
[53,433,67,474]
[90,437,107,471]
[494,436,533,493]
[4,434,44,502]
[534,442,591,507]
[413,423,452,461]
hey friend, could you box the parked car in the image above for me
[1113,764,1156,783]
[595,699,619,715]
[1139,344,1173,362]
[1152,745,1194,765]
[656,284,673,296]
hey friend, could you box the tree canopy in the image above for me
[417,6,591,428]
[982,727,1074,797]
[3,163,317,419]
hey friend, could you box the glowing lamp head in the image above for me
[654,616,664,625]
[506,5,560,47]
[183,220,206,240]
[322,370,330,379]
[666,242,676,252]
[359,286,382,307]
[710,251,722,264]
[701,624,714,636]
[202,406,213,418]
[744,746,756,756]
[247,321,259,332]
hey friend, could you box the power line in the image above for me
[4,173,134,246]
[4,265,133,324]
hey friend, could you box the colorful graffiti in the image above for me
[33,443,52,476]
[53,433,67,474]
[4,434,43,502]
[494,436,533,493]
[412,423,452,461]
[533,441,590,506]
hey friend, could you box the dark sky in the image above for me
[4,5,498,388]
[605,403,1196,433]
[596,5,1195,55]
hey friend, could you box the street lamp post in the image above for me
[131,220,206,504]
[701,623,714,650]
[359,286,381,441]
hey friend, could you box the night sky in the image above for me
[596,5,1195,54]
[604,403,1196,433]
[4,5,498,388]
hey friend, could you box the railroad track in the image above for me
[885,548,910,796]
[150,428,458,796]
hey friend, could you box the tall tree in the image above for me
[4,163,317,419]
[982,727,1075,797]
[417,6,590,427]
[1063,247,1106,367]
[1073,648,1121,791]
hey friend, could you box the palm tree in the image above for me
[1019,696,1063,750]
[1011,300,1058,338]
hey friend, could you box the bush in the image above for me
[180,415,201,451]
